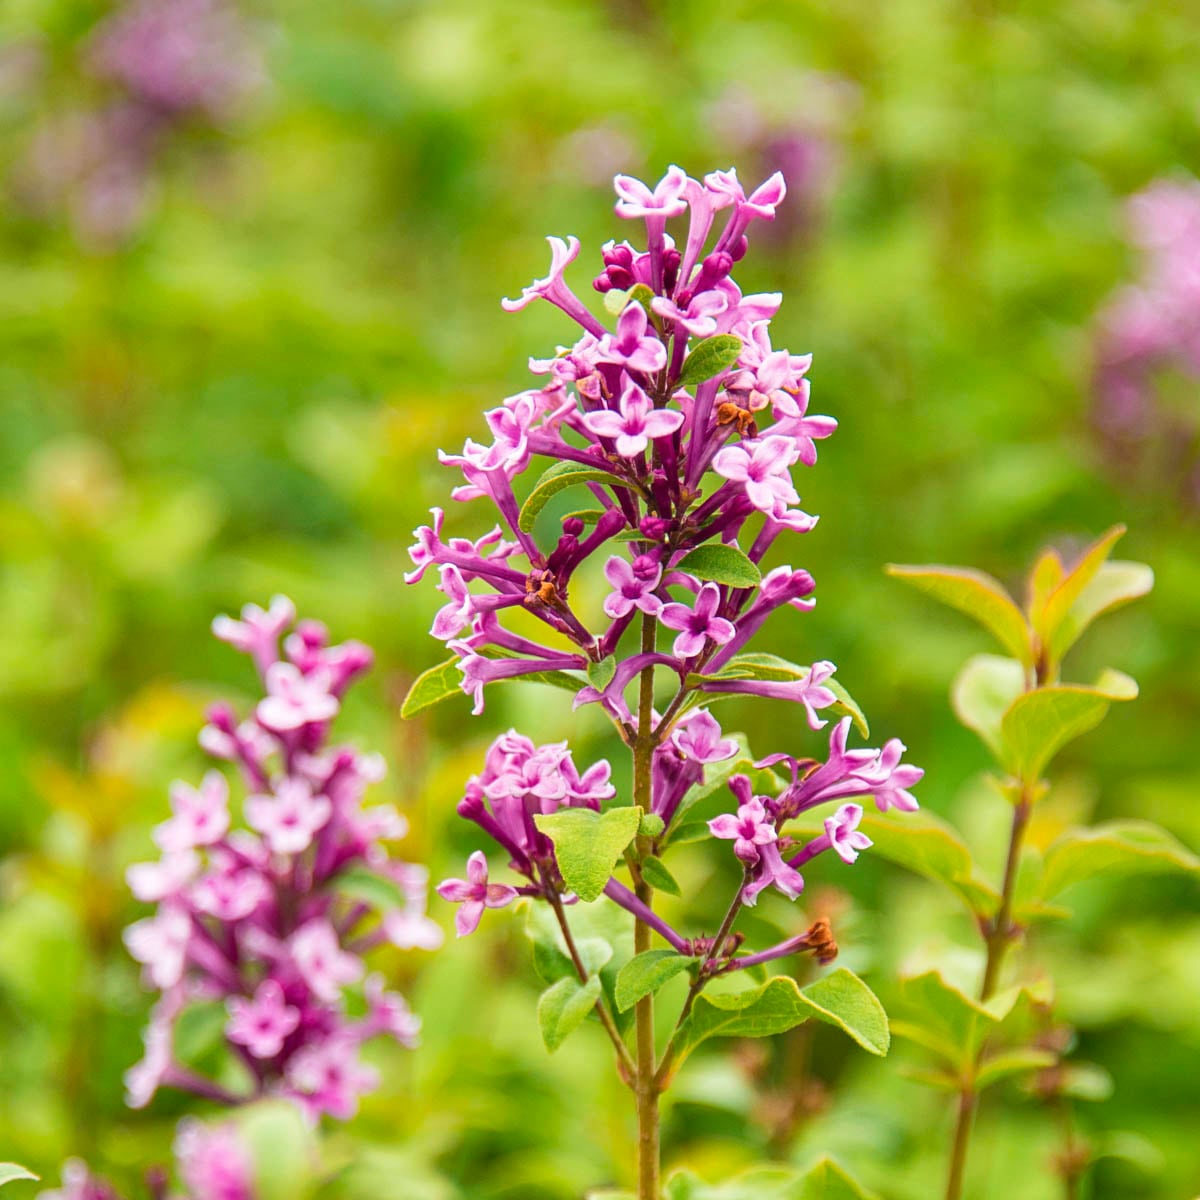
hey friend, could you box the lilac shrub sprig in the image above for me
[406,167,923,1197]
[884,531,1196,1200]
[124,597,440,1123]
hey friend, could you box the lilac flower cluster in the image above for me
[1091,177,1200,506]
[13,0,261,246]
[411,165,923,952]
[40,1119,255,1200]
[123,597,439,1122]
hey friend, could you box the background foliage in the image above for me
[1,0,1198,1196]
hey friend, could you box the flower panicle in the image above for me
[122,598,439,1122]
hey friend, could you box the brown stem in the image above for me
[634,612,660,1200]
[944,789,1033,1200]
[547,892,635,1082]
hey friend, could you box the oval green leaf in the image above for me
[615,949,694,1012]
[518,460,627,533]
[533,805,643,902]
[676,543,762,589]
[676,334,744,389]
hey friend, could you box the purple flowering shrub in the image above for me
[404,166,924,1196]
[123,597,439,1123]
[1090,177,1200,509]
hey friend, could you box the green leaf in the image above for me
[640,854,681,895]
[673,969,888,1067]
[336,865,406,911]
[639,812,665,837]
[235,1100,315,1200]
[951,654,1026,761]
[975,1047,1057,1090]
[400,656,462,718]
[533,806,643,901]
[1056,1062,1114,1102]
[562,508,606,525]
[886,564,1032,665]
[798,1159,881,1200]
[615,950,694,1012]
[525,902,613,984]
[1000,672,1137,780]
[851,811,999,918]
[603,282,655,317]
[676,334,744,388]
[0,1167,38,1189]
[1039,820,1200,899]
[675,543,762,588]
[1048,559,1154,663]
[538,974,603,1051]
[1035,525,1125,652]
[518,460,627,533]
[891,971,999,1069]
[587,656,616,692]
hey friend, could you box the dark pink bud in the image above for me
[562,517,586,537]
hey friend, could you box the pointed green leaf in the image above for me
[675,543,762,588]
[975,1047,1057,1090]
[400,657,462,718]
[640,855,681,895]
[0,1168,38,1189]
[1026,548,1065,620]
[1039,820,1200,899]
[1048,559,1154,662]
[561,508,607,525]
[1036,525,1125,648]
[538,974,602,1051]
[534,805,643,901]
[852,811,1000,918]
[1001,672,1137,780]
[891,971,999,1068]
[615,949,694,1012]
[676,334,744,388]
[951,654,1026,760]
[886,564,1032,665]
[799,1158,881,1200]
[673,969,888,1066]
[604,282,655,317]
[587,656,617,692]
[519,460,628,533]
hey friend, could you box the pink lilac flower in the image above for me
[245,777,331,855]
[226,979,300,1058]
[436,851,519,937]
[670,708,739,763]
[155,771,231,852]
[212,596,295,676]
[603,554,664,618]
[712,436,801,515]
[122,600,434,1120]
[825,803,872,863]
[596,302,669,374]
[256,663,339,732]
[659,583,736,658]
[174,1118,255,1200]
[582,379,683,457]
[708,792,776,864]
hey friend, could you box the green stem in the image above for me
[943,790,1033,1200]
[633,613,660,1200]
[547,892,635,1082]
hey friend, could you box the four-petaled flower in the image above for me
[671,709,739,763]
[659,582,736,658]
[596,302,668,374]
[256,662,339,732]
[825,803,873,864]
[290,919,365,1003]
[603,554,663,618]
[212,595,295,674]
[154,771,231,852]
[712,436,801,516]
[708,786,777,865]
[226,979,301,1059]
[245,776,331,856]
[582,379,683,458]
[436,851,519,937]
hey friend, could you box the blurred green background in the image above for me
[1,0,1198,1197]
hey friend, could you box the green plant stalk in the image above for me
[633,613,660,1200]
[944,788,1033,1200]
